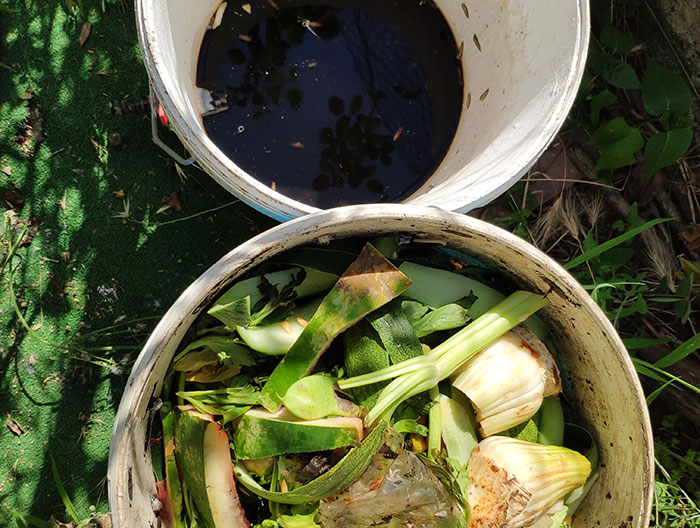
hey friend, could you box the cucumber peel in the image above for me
[233,408,364,459]
[174,409,249,528]
[233,422,388,505]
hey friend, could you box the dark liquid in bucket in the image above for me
[197,0,463,208]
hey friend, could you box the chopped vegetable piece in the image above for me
[399,262,549,337]
[260,244,412,411]
[409,303,470,338]
[209,267,337,328]
[160,402,185,528]
[233,422,388,505]
[537,397,565,446]
[467,437,591,528]
[174,409,250,528]
[451,326,561,436]
[439,394,479,470]
[176,387,259,424]
[281,374,360,420]
[174,335,256,370]
[338,291,548,426]
[236,299,321,355]
[399,261,503,316]
[233,408,364,459]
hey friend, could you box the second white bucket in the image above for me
[136,0,589,221]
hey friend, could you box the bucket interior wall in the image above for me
[138,0,587,219]
[108,207,652,528]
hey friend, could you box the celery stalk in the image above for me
[343,291,547,426]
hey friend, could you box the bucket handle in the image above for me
[149,88,196,166]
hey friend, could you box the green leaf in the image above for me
[392,418,429,436]
[564,218,670,270]
[587,118,644,171]
[369,303,423,364]
[642,59,693,116]
[588,52,641,89]
[600,23,635,53]
[589,90,618,126]
[178,335,256,367]
[644,129,693,178]
[654,332,700,369]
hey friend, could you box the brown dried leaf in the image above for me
[108,132,122,147]
[1,166,11,176]
[19,89,34,100]
[12,101,44,156]
[113,189,125,199]
[680,224,700,250]
[80,22,92,46]
[6,415,25,436]
[162,191,183,212]
[4,189,24,209]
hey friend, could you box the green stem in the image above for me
[337,355,427,389]
[428,387,442,461]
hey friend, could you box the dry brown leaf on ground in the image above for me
[6,415,26,436]
[79,22,92,46]
[526,140,588,206]
[4,189,24,209]
[680,224,700,250]
[1,166,11,176]
[162,191,184,212]
[12,101,44,156]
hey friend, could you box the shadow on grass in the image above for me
[0,0,275,524]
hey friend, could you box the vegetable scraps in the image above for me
[154,239,597,528]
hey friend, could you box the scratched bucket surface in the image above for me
[135,0,589,221]
[107,204,653,528]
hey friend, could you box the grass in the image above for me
[1,0,699,526]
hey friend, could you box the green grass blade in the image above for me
[12,512,52,528]
[654,332,700,369]
[646,379,675,406]
[563,218,670,270]
[50,456,81,524]
[633,358,700,395]
[12,512,27,528]
[622,337,672,350]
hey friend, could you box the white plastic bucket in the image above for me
[108,204,653,528]
[136,0,589,221]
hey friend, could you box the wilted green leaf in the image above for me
[590,90,618,126]
[600,23,635,53]
[587,118,644,170]
[588,52,641,89]
[644,129,693,178]
[642,59,693,116]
